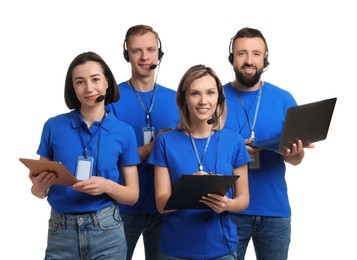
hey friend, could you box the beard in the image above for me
[235,65,263,88]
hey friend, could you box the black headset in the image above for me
[218,90,226,105]
[228,37,269,68]
[123,37,164,62]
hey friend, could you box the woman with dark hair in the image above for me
[29,51,140,259]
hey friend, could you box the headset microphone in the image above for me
[96,95,105,102]
[149,57,163,70]
[149,64,158,70]
[149,53,164,70]
[207,118,216,125]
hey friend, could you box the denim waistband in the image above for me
[50,204,118,227]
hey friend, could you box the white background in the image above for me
[1,0,355,259]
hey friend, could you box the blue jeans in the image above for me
[120,212,163,260]
[45,204,126,260]
[230,214,291,260]
[159,252,237,260]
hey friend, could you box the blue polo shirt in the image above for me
[109,82,179,214]
[37,108,140,213]
[147,129,250,259]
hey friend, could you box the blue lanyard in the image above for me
[189,132,213,171]
[129,80,156,127]
[235,81,262,140]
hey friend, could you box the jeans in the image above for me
[45,204,126,260]
[230,214,291,260]
[121,212,163,260]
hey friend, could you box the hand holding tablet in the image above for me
[19,158,78,186]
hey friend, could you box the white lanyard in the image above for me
[235,81,262,140]
[189,132,213,171]
[129,80,156,127]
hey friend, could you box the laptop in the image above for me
[249,97,337,153]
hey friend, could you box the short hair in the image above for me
[176,64,227,132]
[64,51,119,110]
[230,27,269,55]
[125,24,159,43]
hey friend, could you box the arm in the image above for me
[138,128,174,162]
[72,165,139,206]
[154,165,176,214]
[227,164,250,212]
[138,142,154,162]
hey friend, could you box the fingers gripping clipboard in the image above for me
[164,174,239,210]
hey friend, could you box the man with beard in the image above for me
[223,27,314,260]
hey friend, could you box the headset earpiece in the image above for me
[228,53,233,65]
[123,39,129,62]
[263,57,269,68]
[263,49,270,68]
[181,91,186,105]
[218,83,225,105]
[219,94,225,105]
[178,91,186,108]
[157,37,164,61]
[228,37,234,65]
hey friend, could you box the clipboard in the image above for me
[19,158,79,186]
[164,174,239,210]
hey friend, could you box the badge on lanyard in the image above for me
[75,155,94,181]
[142,126,155,145]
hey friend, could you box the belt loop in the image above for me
[61,214,66,229]
[91,213,99,228]
[113,204,118,219]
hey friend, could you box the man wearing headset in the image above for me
[109,25,179,259]
[223,27,314,260]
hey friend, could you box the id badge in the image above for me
[75,156,94,181]
[142,127,155,145]
[249,151,261,170]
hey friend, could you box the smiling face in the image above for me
[72,61,108,109]
[185,75,219,125]
[232,37,266,88]
[127,32,159,78]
